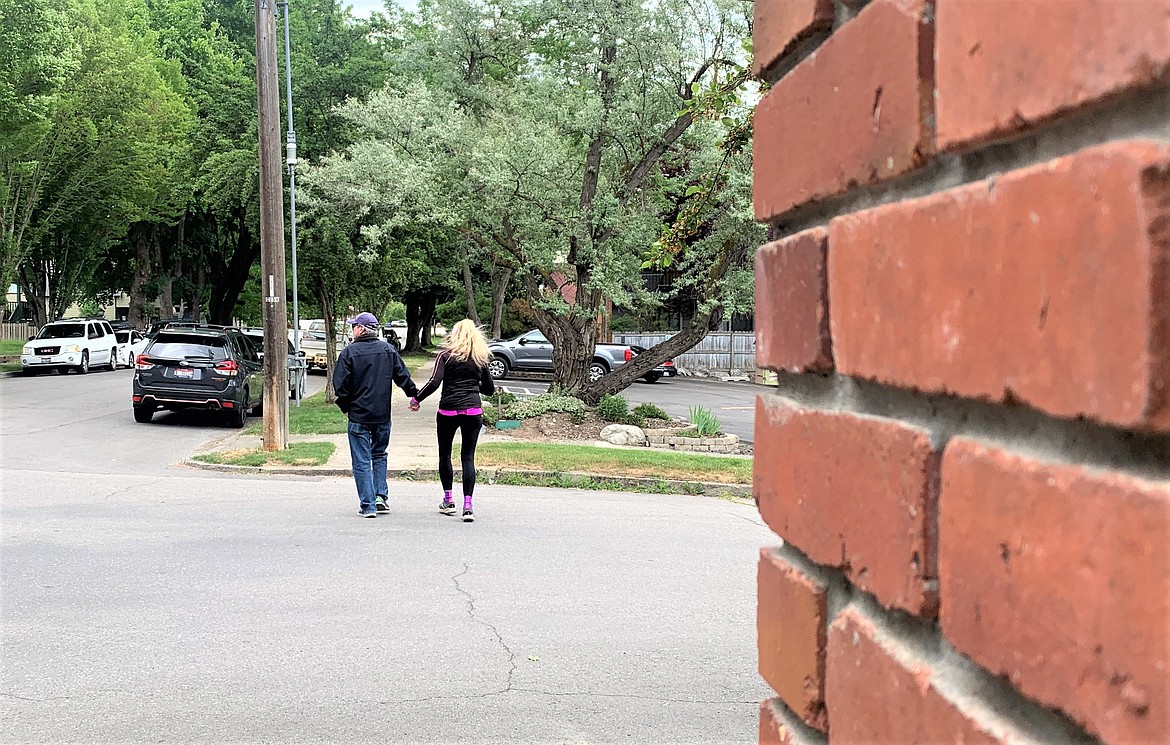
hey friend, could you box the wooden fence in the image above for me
[612,331,757,373]
[0,323,35,342]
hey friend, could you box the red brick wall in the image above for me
[751,1,1170,743]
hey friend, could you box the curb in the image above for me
[181,458,751,498]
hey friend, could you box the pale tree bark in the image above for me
[320,288,339,403]
[488,261,511,339]
[460,242,480,324]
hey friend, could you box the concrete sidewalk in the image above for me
[202,359,452,471]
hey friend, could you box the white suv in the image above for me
[21,319,119,375]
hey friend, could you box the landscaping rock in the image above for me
[600,424,647,447]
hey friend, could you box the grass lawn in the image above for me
[246,390,348,435]
[0,362,22,373]
[0,339,26,356]
[194,441,335,467]
[477,442,752,484]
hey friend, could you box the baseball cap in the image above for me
[345,312,379,327]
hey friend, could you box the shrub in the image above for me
[688,405,722,436]
[596,393,631,423]
[504,393,587,421]
[481,405,499,426]
[632,402,670,421]
[623,412,645,427]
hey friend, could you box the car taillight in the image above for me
[624,348,633,362]
[663,360,674,366]
[215,359,239,376]
[135,355,154,370]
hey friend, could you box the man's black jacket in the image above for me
[333,334,419,424]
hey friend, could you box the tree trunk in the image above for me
[460,242,479,324]
[419,293,437,348]
[320,288,338,403]
[489,263,511,339]
[403,290,423,352]
[128,225,154,327]
[188,260,205,323]
[581,307,723,404]
[207,220,257,324]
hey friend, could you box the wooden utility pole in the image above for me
[254,0,289,450]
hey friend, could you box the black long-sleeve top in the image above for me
[413,350,495,411]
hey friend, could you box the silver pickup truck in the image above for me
[487,329,676,383]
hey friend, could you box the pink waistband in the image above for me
[438,407,483,416]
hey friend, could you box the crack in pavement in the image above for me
[379,688,758,706]
[377,565,758,709]
[103,478,167,501]
[510,687,758,705]
[1,689,131,703]
[451,563,518,693]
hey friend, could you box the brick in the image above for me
[940,438,1170,744]
[754,396,938,615]
[754,0,934,221]
[752,0,834,78]
[829,141,1170,431]
[760,698,827,745]
[937,0,1170,150]
[757,548,828,731]
[826,609,1001,744]
[755,228,833,374]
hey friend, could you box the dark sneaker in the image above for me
[440,499,457,516]
[462,508,475,523]
[361,509,377,518]
[375,497,389,513]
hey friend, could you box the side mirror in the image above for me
[27,335,34,341]
[518,338,528,345]
[298,350,306,357]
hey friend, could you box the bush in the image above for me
[632,402,670,421]
[688,405,723,436]
[623,412,645,427]
[504,393,587,421]
[488,390,518,408]
[596,393,631,423]
[481,405,498,426]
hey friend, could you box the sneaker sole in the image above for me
[440,507,457,515]
[361,513,378,518]
[462,514,475,523]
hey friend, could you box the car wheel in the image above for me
[230,391,249,428]
[133,406,154,423]
[107,349,118,371]
[643,373,662,383]
[77,351,89,375]
[588,361,608,383]
[488,356,508,380]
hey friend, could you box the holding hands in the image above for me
[408,397,421,412]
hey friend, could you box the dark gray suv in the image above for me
[132,327,264,427]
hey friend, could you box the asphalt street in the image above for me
[496,376,760,444]
[0,369,772,743]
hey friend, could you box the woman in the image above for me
[410,319,496,522]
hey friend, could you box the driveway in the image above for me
[0,370,771,743]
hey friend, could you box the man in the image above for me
[333,312,419,518]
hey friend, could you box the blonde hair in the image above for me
[443,319,491,366]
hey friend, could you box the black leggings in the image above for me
[437,413,483,497]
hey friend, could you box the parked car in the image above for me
[145,319,198,339]
[240,327,308,400]
[628,345,678,383]
[115,329,150,368]
[299,319,349,370]
[20,318,118,375]
[486,329,674,383]
[132,326,264,427]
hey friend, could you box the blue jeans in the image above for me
[348,421,390,514]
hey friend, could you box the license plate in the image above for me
[40,357,51,363]
[174,368,195,379]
